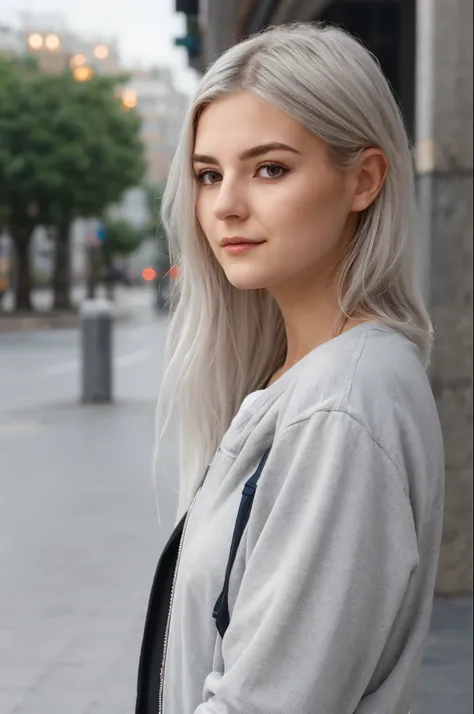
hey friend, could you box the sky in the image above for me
[1,0,199,94]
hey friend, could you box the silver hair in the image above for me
[153,22,432,524]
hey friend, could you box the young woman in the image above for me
[136,22,445,714]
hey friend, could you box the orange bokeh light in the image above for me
[73,65,93,82]
[166,265,180,279]
[142,267,156,281]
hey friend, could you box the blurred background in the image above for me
[0,1,472,712]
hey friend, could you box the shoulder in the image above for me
[282,324,430,424]
[282,324,439,460]
[277,324,442,501]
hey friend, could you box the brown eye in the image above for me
[198,170,222,185]
[257,164,288,179]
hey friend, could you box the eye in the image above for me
[257,163,289,179]
[196,169,222,185]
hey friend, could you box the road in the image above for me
[0,303,471,713]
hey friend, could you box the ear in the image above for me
[350,148,388,213]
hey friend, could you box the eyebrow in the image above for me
[192,142,300,165]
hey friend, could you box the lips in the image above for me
[221,242,264,255]
[220,238,265,247]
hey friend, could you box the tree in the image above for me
[48,72,146,310]
[97,217,145,299]
[0,58,48,310]
[0,56,146,311]
[101,217,144,262]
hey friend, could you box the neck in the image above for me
[268,277,361,372]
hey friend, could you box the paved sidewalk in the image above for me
[0,400,173,714]
[413,598,472,713]
[0,285,158,332]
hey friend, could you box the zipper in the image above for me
[157,482,203,714]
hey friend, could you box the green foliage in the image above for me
[0,56,146,308]
[101,217,144,259]
[0,57,146,227]
[100,181,169,266]
[0,60,144,225]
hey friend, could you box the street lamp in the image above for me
[94,44,109,60]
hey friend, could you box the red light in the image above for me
[142,267,156,281]
[166,265,180,279]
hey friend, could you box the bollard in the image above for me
[80,297,114,404]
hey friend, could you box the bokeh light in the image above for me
[73,66,94,82]
[142,268,156,282]
[28,33,43,50]
[121,89,137,110]
[45,34,60,50]
[167,265,180,279]
[94,44,109,60]
[70,54,86,68]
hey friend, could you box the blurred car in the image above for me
[105,264,131,286]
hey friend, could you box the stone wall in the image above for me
[416,0,473,594]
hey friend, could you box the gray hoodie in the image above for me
[162,323,444,714]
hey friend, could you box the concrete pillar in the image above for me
[199,0,240,68]
[416,0,473,594]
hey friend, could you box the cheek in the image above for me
[195,194,208,235]
[195,193,218,258]
[195,194,224,268]
[268,178,346,250]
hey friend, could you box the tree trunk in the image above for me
[106,281,115,301]
[14,233,33,312]
[53,224,72,311]
[104,251,115,301]
[86,245,100,299]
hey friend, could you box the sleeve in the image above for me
[195,410,419,714]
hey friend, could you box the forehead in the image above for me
[194,90,308,153]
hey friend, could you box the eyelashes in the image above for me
[195,169,221,185]
[193,163,291,185]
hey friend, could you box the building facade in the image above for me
[130,67,189,184]
[0,23,23,57]
[15,12,121,78]
[176,0,473,596]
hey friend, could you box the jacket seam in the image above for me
[280,408,408,497]
[336,329,369,411]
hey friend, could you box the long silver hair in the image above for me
[154,22,432,524]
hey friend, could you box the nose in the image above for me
[212,175,249,223]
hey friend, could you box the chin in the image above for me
[223,265,270,291]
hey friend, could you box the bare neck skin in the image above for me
[266,220,364,385]
[271,296,358,381]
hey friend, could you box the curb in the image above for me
[0,310,132,333]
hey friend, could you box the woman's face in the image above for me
[193,90,362,294]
